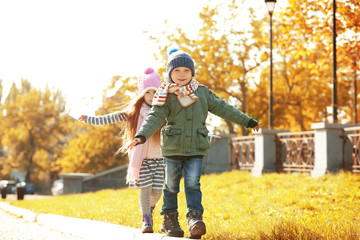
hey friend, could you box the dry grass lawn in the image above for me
[5,171,360,239]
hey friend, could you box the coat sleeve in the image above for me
[135,104,168,142]
[207,88,251,128]
[83,112,128,126]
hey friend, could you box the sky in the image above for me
[0,0,284,117]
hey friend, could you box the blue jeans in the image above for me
[160,156,204,215]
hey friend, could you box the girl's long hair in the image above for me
[118,95,161,154]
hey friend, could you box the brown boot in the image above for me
[160,212,184,237]
[187,210,206,239]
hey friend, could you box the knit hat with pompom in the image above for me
[166,48,195,83]
[138,67,162,97]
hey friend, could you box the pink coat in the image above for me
[127,103,162,183]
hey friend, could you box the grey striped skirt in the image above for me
[129,158,165,189]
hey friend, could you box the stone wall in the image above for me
[82,165,128,193]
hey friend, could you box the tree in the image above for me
[271,0,360,129]
[144,0,360,132]
[94,0,359,135]
[56,122,126,174]
[0,79,73,183]
[336,0,360,123]
[147,0,268,135]
[56,76,129,174]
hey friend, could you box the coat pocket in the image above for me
[161,126,182,151]
[197,127,210,150]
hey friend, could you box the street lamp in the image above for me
[332,0,338,123]
[352,46,358,124]
[265,0,276,129]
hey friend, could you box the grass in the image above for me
[3,171,360,239]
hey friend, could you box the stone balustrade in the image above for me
[248,122,360,177]
[61,122,360,194]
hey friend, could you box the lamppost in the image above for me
[265,0,276,129]
[332,0,338,123]
[353,46,358,124]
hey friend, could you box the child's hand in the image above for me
[127,138,141,150]
[78,115,85,121]
[209,135,221,144]
[253,123,261,132]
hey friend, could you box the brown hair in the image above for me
[118,95,161,153]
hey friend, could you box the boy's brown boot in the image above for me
[160,212,184,237]
[186,210,206,239]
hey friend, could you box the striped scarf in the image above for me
[152,79,199,107]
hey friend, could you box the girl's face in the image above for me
[170,67,192,86]
[144,89,156,106]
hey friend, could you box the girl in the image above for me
[79,67,163,233]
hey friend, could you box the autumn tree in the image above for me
[88,0,359,137]
[56,75,129,174]
[143,0,359,132]
[0,79,73,183]
[146,0,268,135]
[336,0,360,123]
[269,0,360,130]
[56,122,126,174]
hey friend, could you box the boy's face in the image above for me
[144,89,156,106]
[170,67,192,86]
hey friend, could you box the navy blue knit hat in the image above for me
[166,48,195,83]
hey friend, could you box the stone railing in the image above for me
[344,126,360,173]
[228,122,360,178]
[229,136,255,171]
[276,131,315,173]
[61,123,360,194]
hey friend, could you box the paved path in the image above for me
[0,200,189,240]
[0,208,85,240]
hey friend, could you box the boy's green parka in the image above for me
[136,85,253,157]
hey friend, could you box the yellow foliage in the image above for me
[56,122,127,174]
[274,0,360,128]
[0,79,73,181]
[260,52,268,62]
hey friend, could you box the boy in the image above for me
[128,49,260,239]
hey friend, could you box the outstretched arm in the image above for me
[78,112,128,126]
[208,135,221,144]
[247,118,261,132]
[127,138,142,150]
[207,88,260,130]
